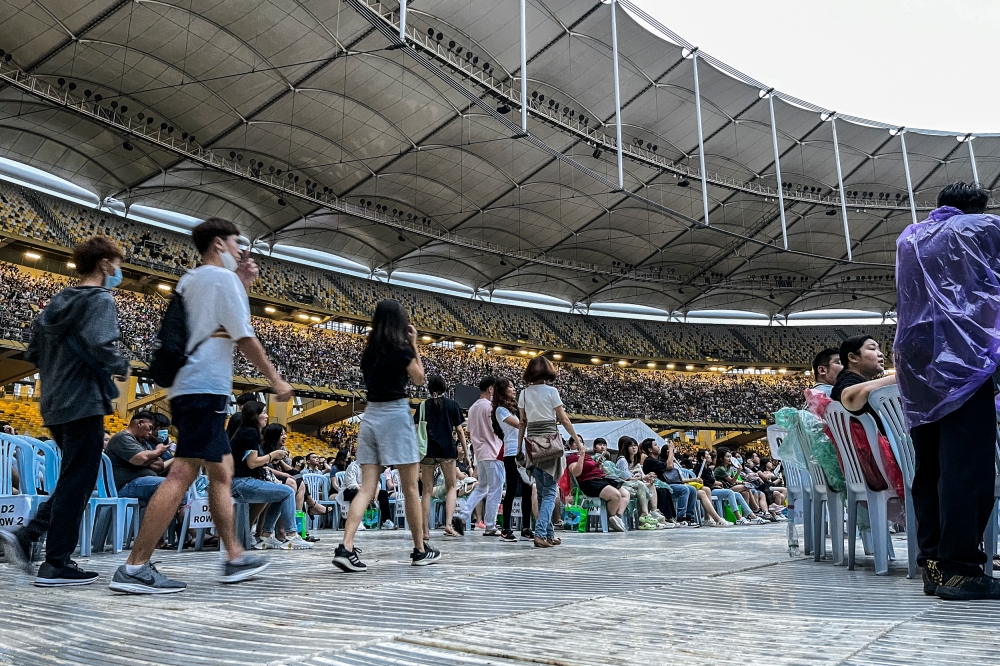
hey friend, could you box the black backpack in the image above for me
[149,290,198,388]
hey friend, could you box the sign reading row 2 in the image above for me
[0,498,32,528]
[187,498,216,530]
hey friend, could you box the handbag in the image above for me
[416,400,428,458]
[525,432,564,464]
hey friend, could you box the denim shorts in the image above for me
[357,399,419,466]
[170,394,231,463]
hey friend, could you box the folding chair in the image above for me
[826,405,897,575]
[88,453,139,554]
[301,472,339,530]
[794,415,845,565]
[769,425,812,554]
[868,385,918,579]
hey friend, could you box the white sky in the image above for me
[634,0,1000,134]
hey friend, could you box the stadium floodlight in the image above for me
[647,362,655,368]
[157,283,171,291]
[297,314,309,320]
[475,343,484,349]
[494,346,503,352]
[552,353,562,360]
[309,316,321,322]
[591,357,601,364]
[685,364,694,371]
[617,359,627,366]
[264,306,276,314]
[24,251,40,260]
[66,262,75,269]
[454,341,463,346]
[422,335,432,342]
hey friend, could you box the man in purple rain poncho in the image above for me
[895,181,1000,601]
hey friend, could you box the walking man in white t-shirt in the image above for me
[110,218,294,594]
[452,377,504,536]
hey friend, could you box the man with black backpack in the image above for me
[0,237,130,587]
[109,218,294,594]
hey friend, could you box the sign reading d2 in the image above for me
[187,498,215,530]
[0,497,33,528]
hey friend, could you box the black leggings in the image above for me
[502,456,533,531]
[344,487,392,523]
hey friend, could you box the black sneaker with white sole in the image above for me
[411,545,442,566]
[0,528,34,574]
[520,528,535,541]
[35,561,99,587]
[499,530,518,542]
[332,544,366,572]
[109,562,186,594]
[220,555,269,584]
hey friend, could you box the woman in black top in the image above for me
[229,401,312,550]
[417,374,467,538]
[334,299,438,572]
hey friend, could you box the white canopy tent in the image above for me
[559,419,665,451]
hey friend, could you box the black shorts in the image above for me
[170,394,231,463]
[578,478,616,498]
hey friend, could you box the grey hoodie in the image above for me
[26,286,130,426]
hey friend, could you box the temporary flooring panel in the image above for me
[1,523,995,665]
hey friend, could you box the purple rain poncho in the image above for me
[894,206,1000,428]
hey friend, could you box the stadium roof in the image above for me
[0,0,993,318]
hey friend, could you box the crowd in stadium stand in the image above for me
[0,181,895,365]
[0,260,811,425]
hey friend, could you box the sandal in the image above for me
[444,527,459,537]
[307,503,330,516]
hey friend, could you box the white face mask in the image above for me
[219,244,239,272]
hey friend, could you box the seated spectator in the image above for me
[291,456,306,473]
[262,423,329,540]
[604,437,666,529]
[744,452,787,518]
[106,411,169,502]
[342,457,393,530]
[566,437,630,532]
[713,447,767,524]
[639,439,699,527]
[305,452,330,474]
[229,401,313,550]
[812,347,842,394]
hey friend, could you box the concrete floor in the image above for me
[1,523,996,665]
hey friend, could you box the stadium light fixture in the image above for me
[709,366,717,371]
[591,357,601,364]
[264,306,276,314]
[309,316,321,322]
[24,251,40,260]
[475,343,484,349]
[778,368,787,374]
[617,359,628,366]
[647,362,655,368]
[454,341,464,346]
[666,363,675,370]
[493,345,503,352]
[157,283,171,291]
[552,353,562,360]
[66,262,75,269]
[528,351,537,356]
[421,335,432,342]
[297,314,310,320]
[685,364,694,371]
[518,349,527,355]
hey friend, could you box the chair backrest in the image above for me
[767,426,788,462]
[94,453,119,499]
[791,415,831,494]
[335,471,346,487]
[0,434,40,496]
[679,467,695,480]
[24,436,60,492]
[767,426,807,494]
[824,403,870,496]
[302,472,328,501]
[868,385,915,485]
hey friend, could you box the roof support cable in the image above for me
[965,134,980,187]
[893,127,918,226]
[825,112,852,261]
[519,0,528,134]
[610,0,624,190]
[687,48,709,225]
[763,88,787,249]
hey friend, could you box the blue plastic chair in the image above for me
[302,472,339,530]
[0,434,46,533]
[87,453,139,555]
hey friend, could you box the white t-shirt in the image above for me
[495,405,519,457]
[168,265,256,398]
[517,383,563,425]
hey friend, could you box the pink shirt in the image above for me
[467,397,501,461]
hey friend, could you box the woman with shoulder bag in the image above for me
[416,374,467,538]
[516,357,582,548]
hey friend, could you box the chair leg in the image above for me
[177,507,191,553]
[830,494,845,566]
[846,493,857,571]
[600,501,608,533]
[113,505,125,554]
[984,500,999,576]
[904,486,917,579]
[813,496,826,562]
[802,491,814,556]
[869,496,890,576]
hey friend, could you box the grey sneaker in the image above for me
[0,529,34,574]
[109,562,187,595]
[220,555,269,584]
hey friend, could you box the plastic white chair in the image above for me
[794,414,845,565]
[301,472,339,530]
[868,385,918,578]
[768,425,812,554]
[826,405,897,575]
[333,471,350,528]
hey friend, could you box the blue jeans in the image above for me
[532,466,558,540]
[231,477,297,534]
[712,488,754,516]
[118,476,164,502]
[668,484,698,521]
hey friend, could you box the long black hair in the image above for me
[364,299,410,357]
[261,423,286,453]
[428,374,448,409]
[238,400,266,438]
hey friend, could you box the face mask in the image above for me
[219,248,239,272]
[104,267,123,290]
[157,429,169,443]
